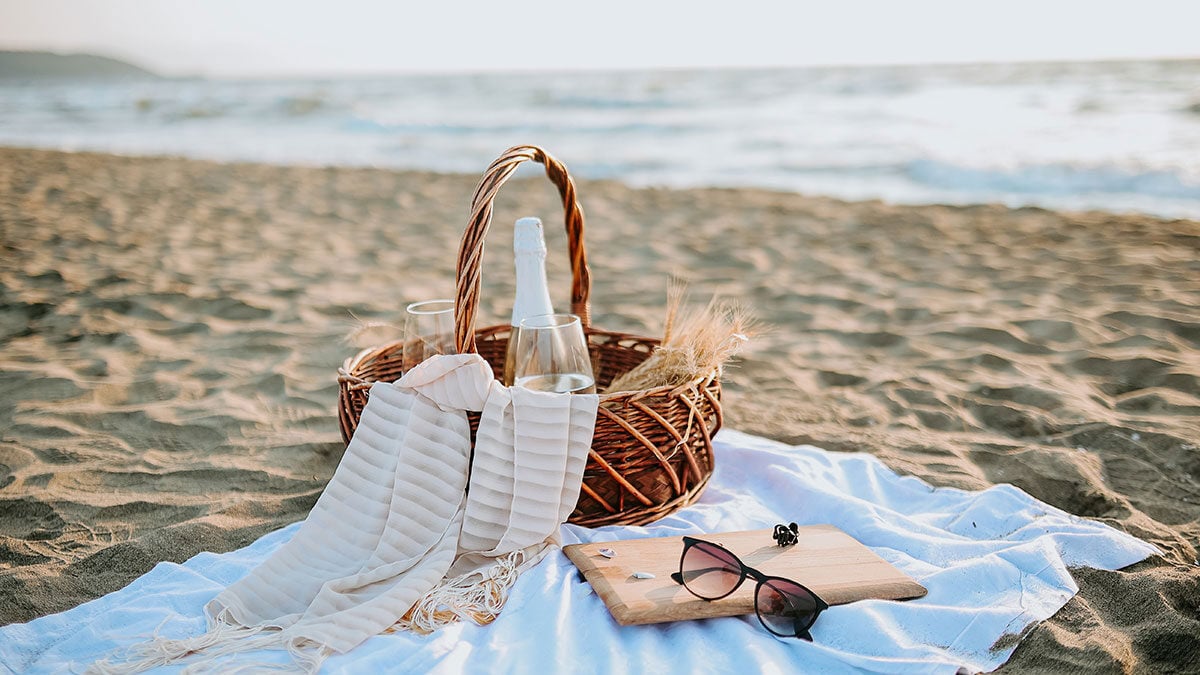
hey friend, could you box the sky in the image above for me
[1,0,1198,77]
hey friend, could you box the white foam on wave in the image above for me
[1,61,1198,218]
[906,160,1200,200]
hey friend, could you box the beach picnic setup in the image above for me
[0,144,1167,674]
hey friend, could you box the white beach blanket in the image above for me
[0,431,1155,674]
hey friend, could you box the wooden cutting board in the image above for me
[563,525,926,626]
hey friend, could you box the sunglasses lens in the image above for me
[756,579,820,638]
[680,542,741,599]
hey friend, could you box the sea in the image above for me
[2,59,1199,219]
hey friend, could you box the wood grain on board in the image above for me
[563,525,927,626]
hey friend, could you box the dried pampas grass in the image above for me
[604,280,756,394]
[343,313,403,348]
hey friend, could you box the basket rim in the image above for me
[336,324,721,400]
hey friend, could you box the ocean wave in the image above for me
[534,93,677,110]
[341,116,690,136]
[905,160,1200,201]
[277,95,328,117]
[165,103,230,121]
[3,60,1199,218]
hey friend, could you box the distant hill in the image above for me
[0,51,158,80]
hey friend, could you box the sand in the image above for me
[1,146,1198,672]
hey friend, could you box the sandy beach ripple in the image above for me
[1,147,1198,673]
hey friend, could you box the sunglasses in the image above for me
[670,536,829,640]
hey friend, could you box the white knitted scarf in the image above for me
[91,354,598,673]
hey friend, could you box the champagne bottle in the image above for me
[502,217,554,386]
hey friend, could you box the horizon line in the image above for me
[3,47,1199,81]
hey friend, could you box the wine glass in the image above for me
[512,313,597,394]
[403,299,456,372]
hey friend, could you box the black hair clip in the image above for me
[773,522,799,546]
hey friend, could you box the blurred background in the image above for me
[2,0,1199,217]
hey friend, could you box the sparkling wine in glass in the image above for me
[403,299,456,372]
[512,313,596,394]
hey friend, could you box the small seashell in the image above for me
[632,571,656,580]
[598,547,616,559]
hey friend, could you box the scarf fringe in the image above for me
[86,616,329,675]
[397,550,526,634]
[283,639,331,675]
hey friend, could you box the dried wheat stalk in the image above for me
[344,313,403,348]
[605,281,755,393]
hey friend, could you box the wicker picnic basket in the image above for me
[337,145,722,527]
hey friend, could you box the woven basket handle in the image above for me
[455,145,591,354]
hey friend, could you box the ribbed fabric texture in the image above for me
[207,372,474,655]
